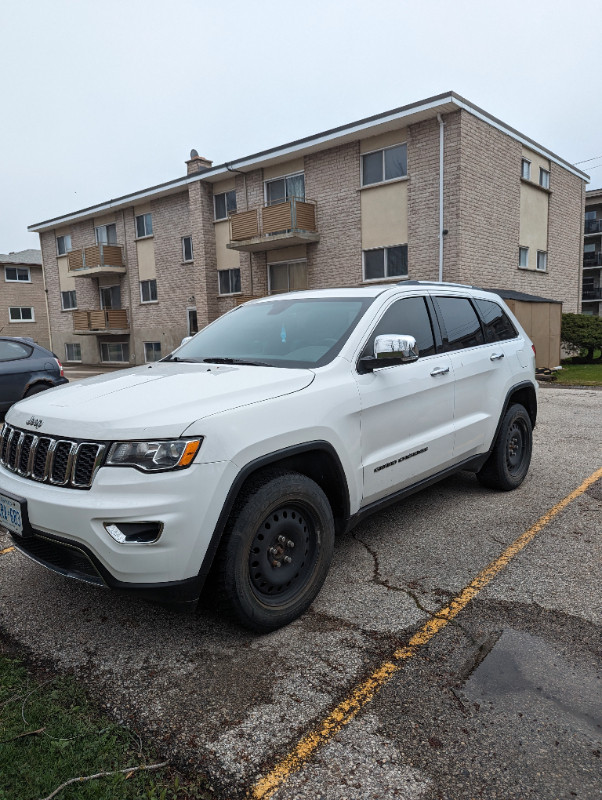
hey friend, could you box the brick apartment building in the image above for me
[0,249,50,348]
[583,188,602,316]
[28,91,587,367]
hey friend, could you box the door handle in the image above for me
[490,352,505,361]
[430,366,450,376]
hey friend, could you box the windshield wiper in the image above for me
[162,356,204,363]
[201,357,271,367]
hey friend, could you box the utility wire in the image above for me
[574,155,602,165]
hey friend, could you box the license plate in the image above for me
[0,492,24,536]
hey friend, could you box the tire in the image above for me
[24,384,50,398]
[477,403,533,491]
[215,470,335,632]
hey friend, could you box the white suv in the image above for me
[0,282,537,631]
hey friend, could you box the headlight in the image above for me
[106,438,202,472]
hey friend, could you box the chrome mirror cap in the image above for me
[374,334,419,363]
[180,336,193,347]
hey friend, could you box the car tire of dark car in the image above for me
[476,403,533,491]
[24,383,51,398]
[215,469,335,632]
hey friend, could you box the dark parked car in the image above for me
[0,337,68,416]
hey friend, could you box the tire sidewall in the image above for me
[496,404,533,489]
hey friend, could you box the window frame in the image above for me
[135,213,153,239]
[140,279,158,303]
[539,168,550,189]
[518,246,529,269]
[361,143,408,187]
[267,258,308,295]
[9,306,35,323]
[144,341,162,362]
[213,190,237,221]
[536,250,547,272]
[95,223,118,245]
[4,266,31,282]
[61,290,77,311]
[362,245,409,282]
[56,234,72,255]
[65,342,82,362]
[521,158,531,180]
[217,268,242,296]
[182,235,194,262]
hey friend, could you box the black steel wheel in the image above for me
[477,403,533,491]
[216,470,335,632]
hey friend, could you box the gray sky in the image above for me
[1,0,599,254]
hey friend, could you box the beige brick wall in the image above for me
[0,264,49,348]
[407,117,442,281]
[546,162,584,313]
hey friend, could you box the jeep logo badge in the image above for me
[26,417,43,429]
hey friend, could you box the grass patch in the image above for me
[556,361,602,386]
[0,656,214,800]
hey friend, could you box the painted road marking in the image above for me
[250,466,602,800]
[0,546,15,556]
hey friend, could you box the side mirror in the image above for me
[180,336,193,347]
[359,334,419,372]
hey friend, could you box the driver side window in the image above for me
[361,296,436,359]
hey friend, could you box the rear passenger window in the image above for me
[435,297,484,351]
[0,340,32,362]
[474,299,518,342]
[361,296,436,359]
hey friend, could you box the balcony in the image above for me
[584,219,602,235]
[583,253,602,268]
[67,244,126,276]
[227,198,319,253]
[73,308,129,334]
[582,288,602,302]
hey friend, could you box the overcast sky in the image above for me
[1,0,600,254]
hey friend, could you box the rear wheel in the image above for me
[215,470,335,632]
[24,383,50,398]
[477,403,532,491]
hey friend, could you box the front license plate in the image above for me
[0,491,24,536]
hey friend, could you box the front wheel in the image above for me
[477,403,533,491]
[215,470,335,632]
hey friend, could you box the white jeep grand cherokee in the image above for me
[0,282,537,631]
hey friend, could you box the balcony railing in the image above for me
[584,219,602,235]
[583,253,602,268]
[228,198,319,252]
[582,288,602,301]
[73,308,129,333]
[68,244,126,275]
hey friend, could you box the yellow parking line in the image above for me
[0,546,15,556]
[250,466,602,800]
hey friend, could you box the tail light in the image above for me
[54,358,64,377]
[531,344,536,356]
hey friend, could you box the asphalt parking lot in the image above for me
[1,385,601,799]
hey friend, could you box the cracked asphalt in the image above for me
[1,386,601,799]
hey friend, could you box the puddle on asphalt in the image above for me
[463,628,602,739]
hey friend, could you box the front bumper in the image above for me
[0,458,237,594]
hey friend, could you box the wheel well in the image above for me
[507,385,537,428]
[236,449,350,535]
[23,380,53,397]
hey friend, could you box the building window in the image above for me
[56,234,72,255]
[362,144,407,186]
[218,269,241,295]
[100,342,129,362]
[521,159,531,180]
[61,290,77,310]
[268,260,308,294]
[144,342,162,362]
[135,213,153,238]
[100,285,121,309]
[536,251,547,271]
[182,236,193,262]
[140,279,158,303]
[519,247,529,268]
[95,223,117,244]
[539,168,550,189]
[9,307,34,322]
[187,307,198,336]
[363,245,408,281]
[214,190,237,220]
[65,343,82,362]
[265,174,305,205]
[4,266,30,282]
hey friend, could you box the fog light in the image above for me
[104,522,163,544]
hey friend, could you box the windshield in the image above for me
[167,296,375,369]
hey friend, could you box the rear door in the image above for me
[0,339,34,411]
[354,295,456,506]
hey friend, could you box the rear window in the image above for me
[0,340,32,362]
[435,297,485,351]
[474,299,518,342]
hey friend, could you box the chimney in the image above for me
[186,149,212,174]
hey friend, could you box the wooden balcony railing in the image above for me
[229,198,318,248]
[73,308,129,332]
[68,244,125,274]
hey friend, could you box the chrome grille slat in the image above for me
[0,424,104,489]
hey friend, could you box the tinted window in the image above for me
[0,340,32,362]
[362,296,436,359]
[435,297,484,351]
[474,299,518,342]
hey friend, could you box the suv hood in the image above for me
[6,363,314,440]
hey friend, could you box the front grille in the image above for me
[0,425,106,489]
